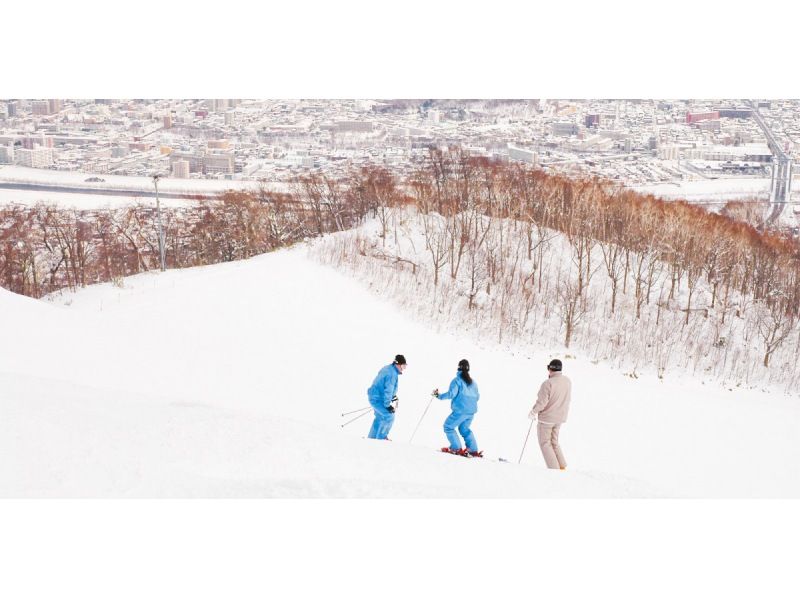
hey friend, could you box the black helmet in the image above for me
[394,354,407,365]
[547,359,562,372]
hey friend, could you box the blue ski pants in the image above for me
[367,402,395,440]
[443,412,477,451]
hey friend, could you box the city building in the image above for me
[170,150,204,173]
[16,147,54,168]
[204,152,234,174]
[552,122,579,136]
[336,121,373,133]
[658,145,680,160]
[686,111,720,124]
[207,139,230,150]
[696,120,721,133]
[585,114,601,128]
[128,142,151,152]
[718,108,752,119]
[22,135,54,150]
[507,144,537,164]
[208,99,232,112]
[32,100,51,115]
[0,144,14,164]
[171,159,190,178]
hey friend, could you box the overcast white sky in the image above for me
[5,1,799,99]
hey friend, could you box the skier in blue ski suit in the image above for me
[433,359,481,456]
[367,354,406,440]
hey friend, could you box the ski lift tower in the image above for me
[152,173,167,272]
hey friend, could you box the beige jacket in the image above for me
[530,372,571,424]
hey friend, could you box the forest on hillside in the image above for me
[3,149,799,388]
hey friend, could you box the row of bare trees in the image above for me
[404,148,800,353]
[1,182,372,298]
[4,150,800,387]
[312,149,800,389]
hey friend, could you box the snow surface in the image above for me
[0,164,290,209]
[2,242,800,497]
[0,164,279,194]
[0,187,203,209]
[632,177,772,201]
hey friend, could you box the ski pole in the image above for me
[409,396,434,444]
[341,408,373,428]
[518,420,534,464]
[341,405,372,417]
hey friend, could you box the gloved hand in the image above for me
[387,405,396,414]
[432,389,439,398]
[528,411,537,421]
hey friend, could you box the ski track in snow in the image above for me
[2,244,800,498]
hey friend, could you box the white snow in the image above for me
[2,240,800,498]
[632,177,772,201]
[0,164,290,209]
[0,187,203,209]
[0,164,282,194]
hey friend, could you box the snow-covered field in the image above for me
[0,164,277,194]
[2,239,800,498]
[0,164,290,208]
[0,187,203,209]
[632,177,772,201]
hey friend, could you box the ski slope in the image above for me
[2,243,800,497]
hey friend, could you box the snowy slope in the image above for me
[2,245,800,497]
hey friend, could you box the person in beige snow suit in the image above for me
[529,359,571,470]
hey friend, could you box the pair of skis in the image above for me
[439,448,510,463]
[343,400,512,463]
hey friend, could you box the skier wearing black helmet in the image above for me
[432,359,482,457]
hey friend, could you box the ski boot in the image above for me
[468,450,484,458]
[441,447,469,457]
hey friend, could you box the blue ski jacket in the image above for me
[368,363,400,408]
[437,372,479,414]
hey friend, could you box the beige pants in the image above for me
[537,423,567,469]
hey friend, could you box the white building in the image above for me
[171,159,190,178]
[508,145,538,164]
[0,144,14,164]
[31,100,51,116]
[204,152,234,174]
[552,122,579,136]
[170,150,204,173]
[16,147,54,168]
[336,121,373,133]
[658,145,680,160]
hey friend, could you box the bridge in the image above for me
[748,100,793,226]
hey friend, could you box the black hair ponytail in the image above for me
[458,359,473,385]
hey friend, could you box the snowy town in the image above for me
[1,98,798,231]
